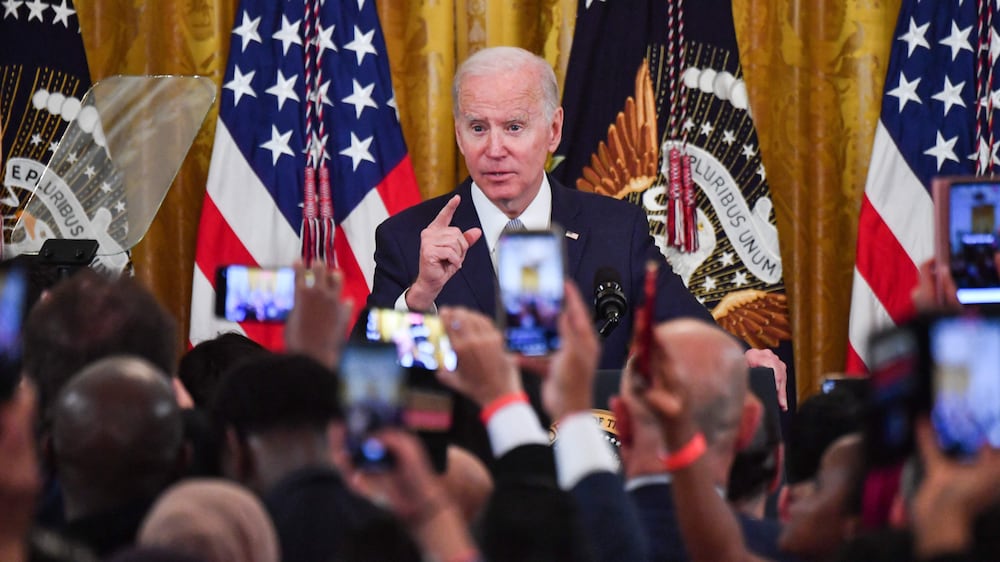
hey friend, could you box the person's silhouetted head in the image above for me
[51,355,184,522]
[23,270,177,419]
[178,332,266,408]
[211,353,341,493]
[138,478,279,562]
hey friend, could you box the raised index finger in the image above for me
[429,195,461,228]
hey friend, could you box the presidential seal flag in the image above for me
[0,0,129,272]
[552,0,794,406]
[846,1,1000,372]
[189,0,421,348]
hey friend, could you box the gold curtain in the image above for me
[77,0,237,361]
[733,0,901,399]
[75,0,900,399]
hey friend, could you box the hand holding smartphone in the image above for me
[629,260,659,387]
[496,228,565,356]
[932,176,1000,305]
[339,341,407,470]
[866,312,1000,466]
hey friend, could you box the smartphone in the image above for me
[364,308,454,471]
[339,341,407,470]
[629,261,660,386]
[0,266,28,401]
[496,228,565,355]
[932,176,1000,304]
[864,322,924,467]
[214,265,295,323]
[927,314,1000,459]
[364,308,457,372]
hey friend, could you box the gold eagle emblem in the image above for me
[712,289,792,349]
[576,59,659,199]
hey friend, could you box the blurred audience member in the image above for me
[0,380,40,562]
[22,270,178,420]
[780,386,864,523]
[48,356,185,557]
[211,353,420,562]
[137,478,279,562]
[778,434,864,560]
[437,282,644,562]
[177,333,266,408]
[616,318,785,561]
[728,393,782,520]
[352,430,480,562]
[436,304,590,560]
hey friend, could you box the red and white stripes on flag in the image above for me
[189,0,420,349]
[847,1,996,372]
[846,123,934,372]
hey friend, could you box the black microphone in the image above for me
[594,267,628,339]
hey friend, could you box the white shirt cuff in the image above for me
[553,411,619,489]
[485,402,549,458]
[394,288,438,313]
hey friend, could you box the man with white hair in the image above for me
[368,45,712,371]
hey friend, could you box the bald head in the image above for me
[52,355,183,519]
[654,319,748,447]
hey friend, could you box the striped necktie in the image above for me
[494,217,525,272]
[504,217,525,232]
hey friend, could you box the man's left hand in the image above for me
[744,348,788,411]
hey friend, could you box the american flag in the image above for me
[847,1,993,371]
[189,0,420,348]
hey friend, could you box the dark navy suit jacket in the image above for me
[368,176,713,370]
[629,482,801,562]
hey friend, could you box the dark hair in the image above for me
[211,353,342,434]
[785,388,863,483]
[178,333,267,407]
[22,269,177,415]
[727,428,781,504]
[728,367,785,503]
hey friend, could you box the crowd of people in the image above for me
[0,255,997,562]
[1,44,998,562]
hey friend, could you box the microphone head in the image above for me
[594,267,627,320]
[594,266,622,289]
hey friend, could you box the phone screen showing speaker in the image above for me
[214,265,295,323]
[943,180,1000,304]
[929,315,1000,458]
[339,341,406,470]
[364,308,457,372]
[497,229,564,356]
[364,308,455,434]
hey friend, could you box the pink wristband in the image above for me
[479,391,529,424]
[659,432,707,472]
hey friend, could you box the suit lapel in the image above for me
[550,178,586,280]
[452,180,498,315]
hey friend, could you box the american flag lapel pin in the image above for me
[565,230,579,240]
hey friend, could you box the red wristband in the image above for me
[479,391,529,424]
[659,432,707,472]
